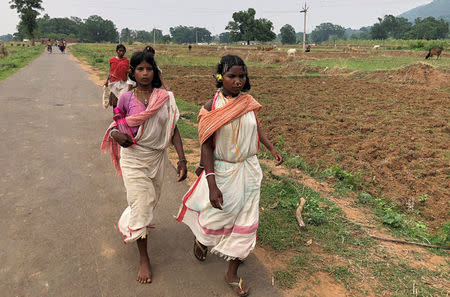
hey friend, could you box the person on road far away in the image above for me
[105,44,130,109]
[175,55,283,297]
[101,51,187,284]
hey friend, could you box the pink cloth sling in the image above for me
[197,92,262,144]
[101,88,170,174]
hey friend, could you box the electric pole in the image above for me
[300,3,309,51]
[153,28,156,44]
[195,28,198,44]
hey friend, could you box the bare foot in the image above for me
[225,273,250,296]
[136,256,152,284]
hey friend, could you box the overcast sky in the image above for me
[1,0,433,36]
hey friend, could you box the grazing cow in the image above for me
[425,47,443,59]
[287,48,297,56]
[373,45,380,50]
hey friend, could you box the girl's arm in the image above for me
[171,125,187,182]
[202,135,223,210]
[258,125,283,166]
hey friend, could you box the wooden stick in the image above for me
[369,234,449,250]
[296,198,307,230]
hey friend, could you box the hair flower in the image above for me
[215,74,223,81]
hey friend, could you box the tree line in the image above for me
[7,0,450,45]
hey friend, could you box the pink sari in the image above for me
[101,88,170,174]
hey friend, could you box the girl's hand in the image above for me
[177,161,187,182]
[111,131,134,147]
[271,148,283,166]
[195,166,204,177]
[209,184,223,210]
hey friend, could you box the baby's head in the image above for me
[215,55,250,92]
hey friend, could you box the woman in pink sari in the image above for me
[102,51,187,284]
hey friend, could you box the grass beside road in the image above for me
[0,45,45,81]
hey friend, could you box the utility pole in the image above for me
[195,28,198,44]
[300,3,309,51]
[153,28,156,44]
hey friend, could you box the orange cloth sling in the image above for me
[197,93,262,144]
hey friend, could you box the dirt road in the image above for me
[0,50,280,297]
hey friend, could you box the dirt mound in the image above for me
[360,62,450,88]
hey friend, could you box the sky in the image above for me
[1,0,434,36]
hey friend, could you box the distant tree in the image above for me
[370,15,412,39]
[135,30,153,42]
[120,27,133,44]
[10,0,44,44]
[225,8,275,45]
[0,34,14,42]
[219,32,230,43]
[350,27,371,40]
[170,26,211,43]
[79,15,118,43]
[37,16,80,39]
[280,24,296,44]
[407,17,449,39]
[310,23,345,43]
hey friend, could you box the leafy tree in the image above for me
[120,27,133,44]
[10,0,44,44]
[310,23,345,43]
[170,26,211,43]
[0,34,14,41]
[37,16,80,39]
[79,15,118,43]
[350,27,371,40]
[370,21,388,39]
[280,24,296,44]
[407,17,449,39]
[370,15,412,39]
[226,8,275,45]
[135,30,152,42]
[219,32,230,43]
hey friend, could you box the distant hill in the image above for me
[399,0,450,23]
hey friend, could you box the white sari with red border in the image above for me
[176,92,262,260]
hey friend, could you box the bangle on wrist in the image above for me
[205,172,215,178]
[177,159,187,165]
[109,128,118,138]
[198,165,204,169]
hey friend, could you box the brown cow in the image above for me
[425,47,443,59]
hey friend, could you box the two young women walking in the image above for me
[102,52,282,297]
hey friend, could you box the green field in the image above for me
[0,44,45,81]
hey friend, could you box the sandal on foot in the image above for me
[226,277,250,297]
[193,239,207,261]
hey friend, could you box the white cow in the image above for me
[373,45,380,50]
[287,48,297,57]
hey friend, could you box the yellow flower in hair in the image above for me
[216,74,223,81]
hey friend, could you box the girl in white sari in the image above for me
[176,55,282,296]
[102,51,187,284]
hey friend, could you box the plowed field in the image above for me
[162,47,449,231]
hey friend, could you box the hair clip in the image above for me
[214,74,223,82]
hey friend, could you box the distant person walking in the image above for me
[105,44,130,109]
[46,39,52,53]
[176,55,283,297]
[101,50,187,284]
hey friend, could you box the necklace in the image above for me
[134,88,152,105]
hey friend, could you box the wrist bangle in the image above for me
[177,159,187,165]
[205,172,215,178]
[198,165,204,169]
[109,128,118,138]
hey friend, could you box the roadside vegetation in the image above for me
[0,43,44,81]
